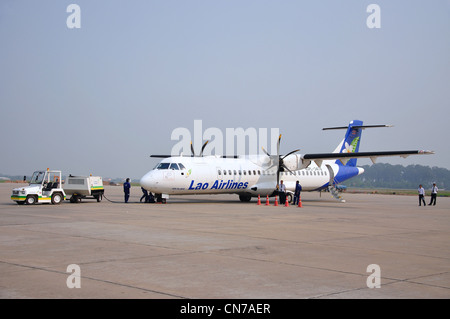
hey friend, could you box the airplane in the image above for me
[140,120,434,203]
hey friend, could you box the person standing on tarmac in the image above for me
[293,180,302,206]
[123,178,131,203]
[429,183,438,206]
[140,187,149,203]
[418,184,426,206]
[279,180,286,205]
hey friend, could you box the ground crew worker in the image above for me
[140,187,149,203]
[147,191,155,203]
[123,178,131,203]
[429,183,438,206]
[279,180,286,205]
[293,180,302,205]
[418,184,426,206]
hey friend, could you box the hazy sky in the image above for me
[1,1,449,179]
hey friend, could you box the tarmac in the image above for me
[0,183,449,299]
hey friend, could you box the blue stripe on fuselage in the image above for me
[316,165,361,190]
[334,166,361,184]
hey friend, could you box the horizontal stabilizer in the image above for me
[303,150,434,162]
[323,124,393,131]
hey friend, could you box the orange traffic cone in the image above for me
[285,196,289,207]
[265,195,270,206]
[298,195,302,208]
[257,194,261,205]
[274,195,279,206]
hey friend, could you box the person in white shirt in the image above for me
[428,183,438,206]
[418,184,426,206]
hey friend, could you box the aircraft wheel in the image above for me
[239,194,252,202]
[286,193,293,204]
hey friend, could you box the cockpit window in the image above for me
[178,163,186,170]
[170,163,179,170]
[156,163,170,170]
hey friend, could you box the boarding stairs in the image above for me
[328,185,346,203]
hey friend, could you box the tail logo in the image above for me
[343,137,359,153]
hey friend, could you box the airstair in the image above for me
[328,185,346,203]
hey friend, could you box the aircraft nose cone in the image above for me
[140,172,154,190]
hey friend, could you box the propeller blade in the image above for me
[281,164,295,175]
[277,134,281,156]
[190,141,196,157]
[273,134,282,192]
[261,146,271,157]
[264,133,299,194]
[281,149,300,159]
[276,167,280,191]
[200,140,209,157]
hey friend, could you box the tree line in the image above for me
[3,163,449,190]
[344,163,449,190]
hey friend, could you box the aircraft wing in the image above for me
[301,150,434,166]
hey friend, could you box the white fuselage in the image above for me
[140,155,363,197]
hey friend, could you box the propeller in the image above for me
[261,134,300,190]
[190,140,209,157]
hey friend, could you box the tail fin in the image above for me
[324,120,364,167]
[323,120,393,167]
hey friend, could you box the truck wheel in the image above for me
[70,195,81,203]
[51,193,63,205]
[26,195,37,205]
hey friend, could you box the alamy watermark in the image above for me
[366,4,381,29]
[171,120,280,157]
[65,4,381,30]
[66,4,81,29]
[366,264,381,288]
[66,264,81,288]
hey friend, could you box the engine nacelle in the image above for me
[282,154,318,170]
[282,154,303,171]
